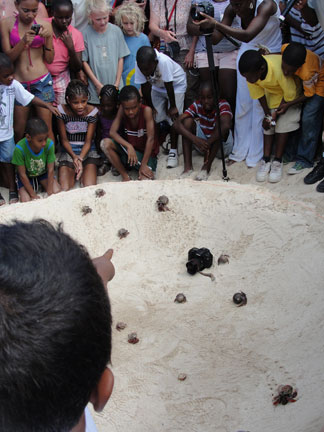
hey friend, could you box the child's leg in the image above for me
[2,163,18,204]
[18,186,32,202]
[273,132,289,160]
[100,139,130,181]
[58,166,76,191]
[256,134,273,182]
[14,106,30,142]
[182,117,196,172]
[82,164,97,187]
[40,178,61,195]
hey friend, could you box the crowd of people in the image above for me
[0,0,323,205]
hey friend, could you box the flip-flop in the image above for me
[9,190,19,205]
[0,192,5,206]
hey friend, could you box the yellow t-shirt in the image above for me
[281,43,324,98]
[247,54,301,109]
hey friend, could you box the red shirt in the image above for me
[122,105,159,157]
[185,100,232,138]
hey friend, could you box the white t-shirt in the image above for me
[309,0,324,33]
[85,407,98,432]
[0,80,34,141]
[135,49,187,94]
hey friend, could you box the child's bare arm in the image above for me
[110,106,138,166]
[83,61,103,94]
[141,82,153,108]
[57,117,82,175]
[184,36,198,69]
[207,114,232,144]
[174,112,209,152]
[17,165,39,199]
[46,162,54,196]
[80,121,96,160]
[164,81,178,120]
[139,107,155,179]
[114,58,124,89]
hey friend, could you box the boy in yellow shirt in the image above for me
[281,42,324,192]
[239,50,301,183]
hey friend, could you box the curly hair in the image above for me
[65,79,90,104]
[86,0,111,20]
[115,2,146,36]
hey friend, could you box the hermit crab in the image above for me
[81,205,92,216]
[156,195,170,212]
[118,228,129,239]
[233,291,247,307]
[273,385,298,406]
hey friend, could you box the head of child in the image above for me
[25,118,49,153]
[15,0,40,25]
[115,2,145,37]
[87,0,111,33]
[99,85,119,119]
[136,46,158,78]
[52,0,73,32]
[0,220,114,431]
[0,54,14,87]
[281,42,306,77]
[65,80,90,117]
[119,85,141,120]
[199,81,216,113]
[239,50,267,84]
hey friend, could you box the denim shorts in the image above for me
[0,136,15,162]
[16,171,48,191]
[196,122,233,159]
[16,73,55,105]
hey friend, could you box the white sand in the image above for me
[1,156,324,432]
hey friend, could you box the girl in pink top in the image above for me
[1,0,55,142]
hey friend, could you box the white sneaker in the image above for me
[269,160,283,183]
[256,159,271,182]
[167,152,178,168]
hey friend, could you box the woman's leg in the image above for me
[14,105,30,142]
[82,164,97,187]
[35,106,55,143]
[58,166,75,191]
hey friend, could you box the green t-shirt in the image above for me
[11,138,55,177]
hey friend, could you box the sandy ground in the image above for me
[0,153,324,432]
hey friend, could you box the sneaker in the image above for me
[304,159,324,184]
[167,152,178,168]
[256,159,271,182]
[269,160,283,183]
[288,162,305,175]
[316,178,324,192]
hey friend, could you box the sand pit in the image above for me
[1,176,324,432]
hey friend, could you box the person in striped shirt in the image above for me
[174,81,233,180]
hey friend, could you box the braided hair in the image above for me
[99,85,119,104]
[65,79,90,105]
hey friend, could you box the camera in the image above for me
[136,0,144,3]
[190,2,214,22]
[31,24,41,35]
[186,247,213,275]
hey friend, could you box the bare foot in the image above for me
[226,159,236,166]
[122,175,131,182]
[179,169,193,179]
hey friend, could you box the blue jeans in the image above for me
[296,94,324,167]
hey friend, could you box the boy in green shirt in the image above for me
[11,118,61,202]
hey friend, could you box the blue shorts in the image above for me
[195,122,233,159]
[16,171,48,191]
[0,136,15,163]
[16,73,54,105]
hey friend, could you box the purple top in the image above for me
[99,113,113,139]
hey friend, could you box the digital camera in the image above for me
[186,247,213,275]
[190,2,214,22]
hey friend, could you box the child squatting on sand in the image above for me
[101,85,159,181]
[174,81,233,181]
[0,219,115,432]
[11,118,61,202]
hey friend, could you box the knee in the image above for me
[100,138,114,153]
[183,117,195,131]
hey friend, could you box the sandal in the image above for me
[9,190,19,205]
[0,192,5,206]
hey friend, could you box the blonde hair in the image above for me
[115,2,146,36]
[86,0,111,21]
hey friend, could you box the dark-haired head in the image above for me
[99,85,119,117]
[25,118,48,137]
[65,79,89,103]
[136,46,157,76]
[0,53,13,71]
[52,0,73,30]
[0,53,14,86]
[282,42,306,77]
[0,220,113,431]
[100,84,119,103]
[119,85,140,103]
[239,50,267,83]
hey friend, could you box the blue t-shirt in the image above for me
[122,33,151,88]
